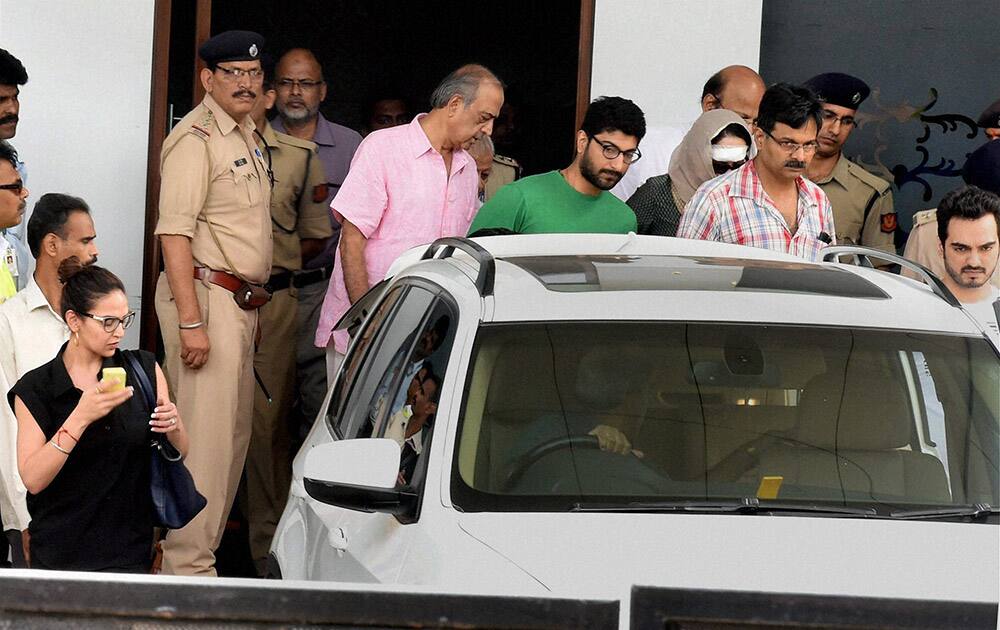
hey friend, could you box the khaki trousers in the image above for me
[155,273,256,576]
[245,286,297,568]
[294,277,330,437]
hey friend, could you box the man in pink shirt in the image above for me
[317,64,504,379]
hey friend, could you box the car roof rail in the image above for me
[421,237,495,297]
[821,245,961,308]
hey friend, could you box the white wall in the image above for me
[591,0,763,128]
[0,0,155,348]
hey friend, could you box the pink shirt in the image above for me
[677,159,836,262]
[316,114,478,352]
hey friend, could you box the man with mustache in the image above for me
[468,96,645,235]
[0,142,27,303]
[678,83,836,262]
[934,185,1000,343]
[804,73,896,254]
[271,48,361,445]
[0,49,30,292]
[1,192,98,567]
[153,31,272,576]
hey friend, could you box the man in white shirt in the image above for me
[612,65,765,201]
[934,185,1000,343]
[0,193,98,566]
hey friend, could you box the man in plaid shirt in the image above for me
[677,83,836,262]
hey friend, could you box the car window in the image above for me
[371,299,457,487]
[326,285,404,437]
[337,285,437,442]
[453,322,1000,517]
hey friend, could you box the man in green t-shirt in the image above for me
[469,96,645,235]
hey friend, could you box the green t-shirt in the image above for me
[468,170,638,235]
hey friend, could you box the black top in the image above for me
[626,174,682,237]
[8,346,156,571]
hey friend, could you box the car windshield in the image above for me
[452,322,1000,518]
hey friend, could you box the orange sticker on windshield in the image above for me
[756,476,783,500]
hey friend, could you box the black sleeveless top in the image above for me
[8,346,156,571]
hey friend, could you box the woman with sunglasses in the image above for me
[8,257,188,572]
[627,109,754,237]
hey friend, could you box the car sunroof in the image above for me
[504,255,889,299]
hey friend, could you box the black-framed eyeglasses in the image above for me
[0,180,24,195]
[215,65,264,82]
[275,78,324,91]
[587,134,642,163]
[82,311,136,333]
[762,129,819,154]
[821,109,856,128]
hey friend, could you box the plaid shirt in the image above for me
[677,160,836,261]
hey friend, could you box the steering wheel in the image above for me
[501,435,602,492]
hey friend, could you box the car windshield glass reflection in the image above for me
[453,323,1000,517]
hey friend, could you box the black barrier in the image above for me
[630,586,998,629]
[0,572,618,628]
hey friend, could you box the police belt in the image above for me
[267,265,334,292]
[193,267,271,310]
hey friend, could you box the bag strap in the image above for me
[122,351,155,412]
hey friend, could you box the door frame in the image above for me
[139,0,596,351]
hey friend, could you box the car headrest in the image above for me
[795,359,911,450]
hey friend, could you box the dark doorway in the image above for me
[207,0,585,175]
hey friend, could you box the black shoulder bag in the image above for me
[122,351,207,529]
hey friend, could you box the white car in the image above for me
[270,234,999,614]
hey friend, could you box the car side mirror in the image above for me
[303,438,417,516]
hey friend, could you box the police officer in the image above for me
[804,73,896,254]
[244,67,331,576]
[154,30,272,576]
[978,97,1000,141]
[484,153,521,201]
[903,140,1000,289]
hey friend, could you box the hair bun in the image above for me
[57,256,86,284]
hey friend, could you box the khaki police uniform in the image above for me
[902,208,1000,288]
[154,93,272,576]
[245,121,331,572]
[815,154,896,254]
[484,154,521,201]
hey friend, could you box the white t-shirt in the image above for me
[965,286,1000,345]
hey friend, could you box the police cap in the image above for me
[804,72,870,110]
[962,141,1000,196]
[977,98,1000,130]
[198,30,264,66]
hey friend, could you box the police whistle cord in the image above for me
[253,367,272,404]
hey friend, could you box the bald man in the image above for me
[612,65,765,201]
[271,48,362,441]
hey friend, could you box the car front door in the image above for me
[309,282,459,583]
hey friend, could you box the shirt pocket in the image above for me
[230,161,262,209]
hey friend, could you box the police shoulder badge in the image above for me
[312,183,329,203]
[880,213,898,233]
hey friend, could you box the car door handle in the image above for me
[328,527,348,552]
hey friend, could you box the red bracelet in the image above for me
[56,428,78,448]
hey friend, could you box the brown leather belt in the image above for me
[193,267,271,310]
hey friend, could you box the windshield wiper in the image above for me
[889,503,997,521]
[572,497,877,517]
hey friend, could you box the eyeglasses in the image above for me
[762,130,819,154]
[82,311,136,333]
[587,134,642,164]
[0,180,24,195]
[821,109,856,128]
[214,65,264,82]
[275,78,324,91]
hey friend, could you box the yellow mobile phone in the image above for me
[101,367,127,392]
